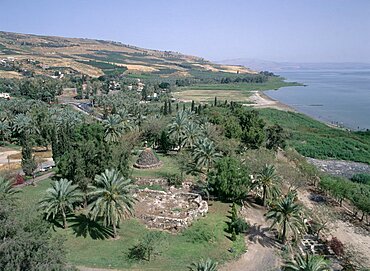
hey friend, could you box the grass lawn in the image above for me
[258,108,370,164]
[131,153,182,178]
[17,180,239,271]
[61,201,236,270]
[16,168,241,270]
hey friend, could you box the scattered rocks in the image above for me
[306,158,370,179]
[134,148,163,169]
[134,178,208,232]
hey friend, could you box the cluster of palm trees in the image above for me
[168,110,222,173]
[38,169,135,238]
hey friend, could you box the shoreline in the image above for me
[246,91,350,130]
[244,91,296,112]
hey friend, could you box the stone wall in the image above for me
[135,187,208,232]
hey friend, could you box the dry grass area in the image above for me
[0,31,256,78]
[0,70,22,78]
[7,150,52,160]
[173,89,251,102]
[0,162,21,172]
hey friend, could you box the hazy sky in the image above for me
[1,0,370,62]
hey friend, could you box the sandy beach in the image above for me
[244,91,296,112]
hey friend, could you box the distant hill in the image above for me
[217,58,370,72]
[0,31,255,79]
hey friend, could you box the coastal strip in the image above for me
[244,91,296,112]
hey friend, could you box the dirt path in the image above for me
[220,201,281,271]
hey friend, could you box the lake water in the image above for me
[265,70,370,130]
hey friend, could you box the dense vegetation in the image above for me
[0,62,369,271]
[258,108,370,164]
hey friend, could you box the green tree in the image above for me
[282,253,330,271]
[158,130,172,153]
[192,138,222,173]
[0,177,20,200]
[0,199,74,271]
[128,231,166,261]
[184,122,201,148]
[39,179,83,229]
[266,124,287,150]
[103,114,124,143]
[266,192,306,244]
[168,110,189,150]
[189,258,218,271]
[21,139,37,177]
[208,157,250,201]
[88,169,136,238]
[252,164,281,206]
[0,120,11,143]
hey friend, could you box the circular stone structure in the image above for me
[134,148,163,169]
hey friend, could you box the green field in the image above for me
[258,108,370,164]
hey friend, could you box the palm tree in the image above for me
[189,258,218,271]
[103,114,124,143]
[266,192,306,244]
[0,120,11,142]
[39,179,83,229]
[192,138,222,173]
[88,169,136,238]
[282,253,330,271]
[252,164,281,206]
[12,113,38,138]
[183,122,201,148]
[168,110,189,150]
[0,177,20,199]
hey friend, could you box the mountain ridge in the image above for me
[0,31,254,79]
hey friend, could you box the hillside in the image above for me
[0,31,255,79]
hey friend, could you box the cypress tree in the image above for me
[21,139,37,176]
[214,96,218,107]
[191,100,195,112]
[168,100,172,114]
[176,103,179,111]
[183,103,186,111]
[198,104,202,114]
[163,100,168,115]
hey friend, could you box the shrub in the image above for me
[351,173,370,185]
[328,237,345,256]
[166,173,183,188]
[13,174,25,186]
[127,231,167,261]
[231,217,249,235]
[183,222,215,243]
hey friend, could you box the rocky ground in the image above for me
[306,157,370,179]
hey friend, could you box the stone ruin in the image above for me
[133,178,208,232]
[133,148,163,169]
